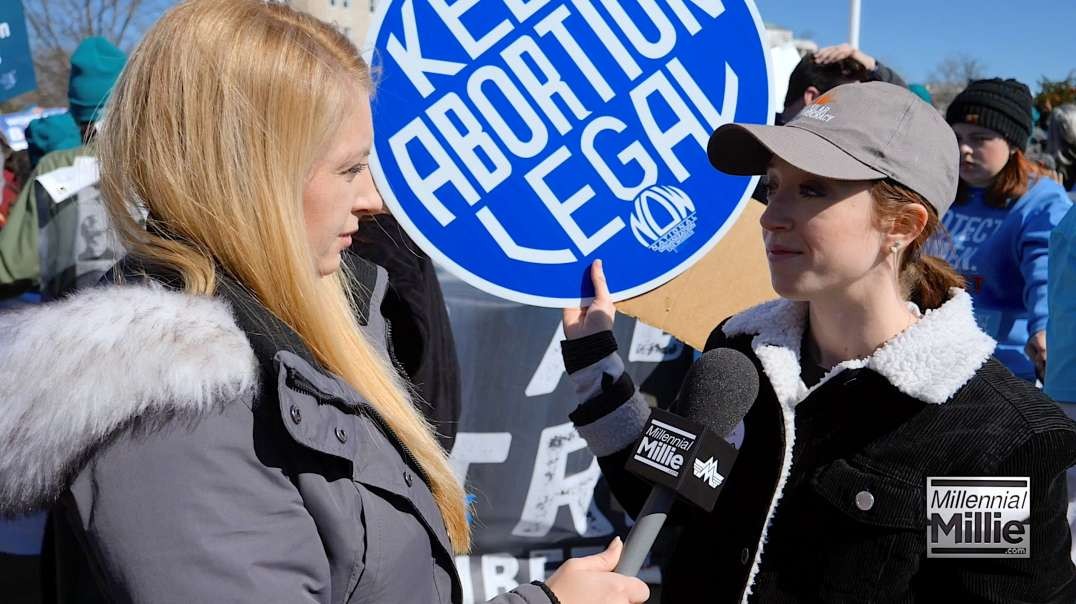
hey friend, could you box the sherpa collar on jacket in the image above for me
[722,288,996,406]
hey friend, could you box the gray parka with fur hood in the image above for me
[0,269,552,604]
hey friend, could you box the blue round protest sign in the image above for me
[366,0,773,306]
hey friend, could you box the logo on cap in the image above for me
[801,91,837,123]
[630,186,697,253]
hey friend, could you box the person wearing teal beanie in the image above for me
[67,36,127,129]
[24,113,82,168]
[908,83,933,106]
[0,36,128,303]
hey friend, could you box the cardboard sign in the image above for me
[618,199,777,350]
[366,0,773,307]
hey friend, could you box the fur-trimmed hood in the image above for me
[0,284,258,515]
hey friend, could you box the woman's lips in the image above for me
[766,246,803,261]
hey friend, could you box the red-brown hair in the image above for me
[955,149,1047,208]
[871,180,965,310]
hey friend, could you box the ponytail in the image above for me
[871,180,965,310]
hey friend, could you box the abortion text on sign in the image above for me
[368,0,772,305]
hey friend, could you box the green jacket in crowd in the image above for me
[0,146,125,301]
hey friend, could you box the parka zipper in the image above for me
[284,367,431,487]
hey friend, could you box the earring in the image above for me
[890,242,901,255]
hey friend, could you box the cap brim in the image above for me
[707,123,886,181]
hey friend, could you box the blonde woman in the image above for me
[0,2,648,603]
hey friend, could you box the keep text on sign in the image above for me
[367,0,772,305]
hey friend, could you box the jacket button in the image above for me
[740,547,750,565]
[334,427,348,443]
[855,490,875,511]
[403,471,413,487]
[289,405,302,425]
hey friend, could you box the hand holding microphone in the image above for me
[544,537,650,604]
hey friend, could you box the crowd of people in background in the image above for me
[0,6,1075,601]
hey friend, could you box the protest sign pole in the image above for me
[849,0,861,48]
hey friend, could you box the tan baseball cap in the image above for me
[708,81,959,217]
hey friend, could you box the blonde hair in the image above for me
[99,0,469,552]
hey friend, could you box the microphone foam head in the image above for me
[674,348,760,438]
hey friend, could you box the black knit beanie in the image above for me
[946,78,1034,150]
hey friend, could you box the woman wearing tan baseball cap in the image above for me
[560,81,1076,601]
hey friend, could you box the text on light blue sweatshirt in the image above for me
[939,177,1072,381]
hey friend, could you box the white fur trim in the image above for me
[722,289,995,601]
[869,290,996,404]
[739,392,797,604]
[0,284,258,515]
[722,289,994,406]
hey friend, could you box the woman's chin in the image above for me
[316,255,343,278]
[770,274,816,301]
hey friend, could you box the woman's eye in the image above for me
[342,163,368,180]
[799,185,824,197]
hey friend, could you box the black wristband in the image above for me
[530,580,561,604]
[567,371,637,428]
[561,330,618,374]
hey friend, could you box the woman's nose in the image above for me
[759,200,791,233]
[354,172,387,215]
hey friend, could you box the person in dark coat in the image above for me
[0,2,649,603]
[561,82,1076,602]
[348,214,462,451]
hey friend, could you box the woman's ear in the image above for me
[887,202,929,249]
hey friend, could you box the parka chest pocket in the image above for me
[272,351,451,603]
[274,351,414,493]
[276,352,367,466]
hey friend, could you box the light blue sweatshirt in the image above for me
[1046,204,1076,403]
[940,177,1073,381]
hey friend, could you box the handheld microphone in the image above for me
[614,347,760,576]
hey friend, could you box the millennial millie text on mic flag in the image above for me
[365,0,773,306]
